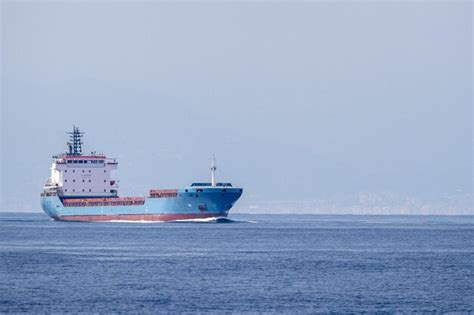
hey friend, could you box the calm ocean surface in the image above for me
[1,213,473,313]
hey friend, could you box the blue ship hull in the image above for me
[41,187,242,222]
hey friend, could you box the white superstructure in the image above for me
[43,126,118,198]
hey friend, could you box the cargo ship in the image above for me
[40,126,242,222]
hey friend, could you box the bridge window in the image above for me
[73,160,78,163]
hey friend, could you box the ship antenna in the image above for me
[66,125,84,155]
[67,142,73,155]
[211,154,217,187]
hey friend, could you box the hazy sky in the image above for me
[1,1,472,212]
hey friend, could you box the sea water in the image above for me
[0,213,473,313]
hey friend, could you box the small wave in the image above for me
[0,219,48,223]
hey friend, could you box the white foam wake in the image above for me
[170,216,231,223]
[106,220,164,224]
[93,217,255,224]
[169,217,257,224]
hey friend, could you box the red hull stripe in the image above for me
[57,212,226,222]
[63,197,145,207]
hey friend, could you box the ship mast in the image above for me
[66,125,84,155]
[211,155,217,187]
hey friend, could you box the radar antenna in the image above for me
[211,154,217,187]
[66,125,84,155]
